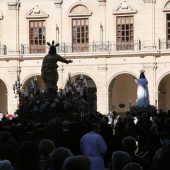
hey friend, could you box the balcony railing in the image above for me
[2,39,170,55]
[21,40,141,54]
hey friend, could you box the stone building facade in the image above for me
[0,0,170,115]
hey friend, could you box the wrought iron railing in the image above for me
[21,40,141,54]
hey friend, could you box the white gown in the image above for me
[135,78,149,107]
[80,131,107,170]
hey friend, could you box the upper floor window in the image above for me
[116,16,134,51]
[72,18,89,52]
[166,14,170,49]
[29,20,46,54]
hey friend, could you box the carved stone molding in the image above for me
[97,66,108,71]
[26,5,49,19]
[143,0,156,3]
[53,0,63,8]
[68,3,92,17]
[8,2,20,10]
[162,1,170,12]
[98,0,106,6]
[113,0,137,15]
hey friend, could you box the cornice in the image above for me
[1,50,170,61]
[8,2,20,10]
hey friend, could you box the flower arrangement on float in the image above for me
[13,74,88,123]
[130,104,157,117]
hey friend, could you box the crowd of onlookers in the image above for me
[0,108,170,170]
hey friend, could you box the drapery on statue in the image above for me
[134,70,149,107]
[41,41,72,93]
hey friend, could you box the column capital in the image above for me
[98,0,106,6]
[8,2,20,10]
[53,0,63,8]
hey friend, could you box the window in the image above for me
[116,16,134,51]
[72,18,89,52]
[167,14,170,49]
[29,20,46,53]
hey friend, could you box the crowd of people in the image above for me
[0,108,169,170]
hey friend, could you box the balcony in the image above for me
[21,40,141,54]
[4,39,170,56]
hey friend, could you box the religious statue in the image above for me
[134,70,149,107]
[41,41,72,95]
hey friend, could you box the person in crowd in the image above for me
[0,131,17,166]
[70,115,89,155]
[62,155,90,170]
[122,136,151,170]
[80,123,107,170]
[134,71,149,107]
[137,113,153,155]
[124,115,137,139]
[144,123,161,162]
[49,147,73,170]
[39,139,56,170]
[17,122,37,146]
[46,119,58,141]
[0,160,12,170]
[114,116,125,150]
[13,141,40,170]
[110,151,132,170]
[100,116,114,167]
[123,162,143,170]
[54,120,79,155]
[151,141,170,170]
[36,127,47,145]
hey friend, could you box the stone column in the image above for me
[96,65,108,115]
[8,68,18,114]
[54,0,63,43]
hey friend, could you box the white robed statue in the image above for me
[134,71,149,107]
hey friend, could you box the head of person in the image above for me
[0,160,12,170]
[91,123,101,134]
[0,131,11,143]
[122,136,137,154]
[123,162,143,170]
[139,71,146,79]
[111,151,132,170]
[36,127,47,140]
[39,139,55,159]
[62,120,71,130]
[62,155,90,170]
[49,147,73,170]
[15,141,40,170]
[159,141,170,163]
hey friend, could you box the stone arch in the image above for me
[62,72,97,112]
[162,0,170,11]
[62,72,98,89]
[68,2,93,16]
[107,71,137,90]
[156,69,170,111]
[156,68,170,91]
[22,73,44,91]
[108,71,138,115]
